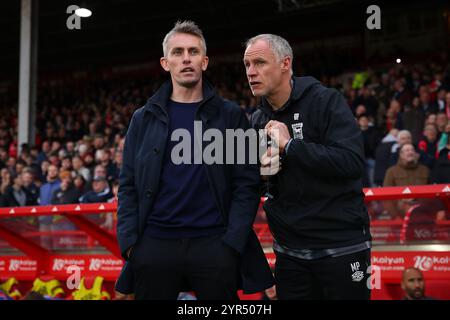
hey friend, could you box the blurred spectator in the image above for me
[79,176,113,203]
[401,267,436,300]
[425,113,437,126]
[39,165,61,206]
[400,97,425,144]
[14,159,27,176]
[93,134,105,150]
[418,89,437,114]
[445,92,450,118]
[65,141,76,158]
[0,168,12,197]
[113,150,122,179]
[387,130,413,167]
[0,147,8,170]
[436,88,446,113]
[373,129,412,186]
[417,124,438,169]
[6,157,16,174]
[0,172,37,207]
[21,169,39,205]
[50,171,79,248]
[48,152,60,167]
[83,153,96,172]
[38,164,61,248]
[93,165,107,180]
[73,174,87,194]
[382,143,429,218]
[51,171,81,205]
[99,149,117,183]
[384,100,401,133]
[437,122,450,151]
[431,133,450,183]
[436,112,448,135]
[352,86,379,120]
[354,104,367,118]
[384,143,430,187]
[391,79,412,108]
[37,140,50,164]
[358,114,381,187]
[38,160,50,184]
[72,156,91,182]
[60,156,72,171]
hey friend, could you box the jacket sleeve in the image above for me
[285,89,365,179]
[222,107,261,254]
[117,110,140,259]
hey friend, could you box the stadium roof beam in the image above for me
[18,0,38,151]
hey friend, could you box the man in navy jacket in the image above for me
[115,21,273,300]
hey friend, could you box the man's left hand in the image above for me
[265,120,291,153]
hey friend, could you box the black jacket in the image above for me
[51,184,82,205]
[24,183,40,205]
[431,147,450,183]
[374,141,396,186]
[115,79,274,294]
[0,185,37,207]
[251,76,372,250]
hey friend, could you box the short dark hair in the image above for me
[357,113,369,120]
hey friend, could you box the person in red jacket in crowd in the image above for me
[417,124,438,169]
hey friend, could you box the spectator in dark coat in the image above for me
[358,114,381,186]
[79,176,114,203]
[21,170,39,205]
[401,97,425,144]
[50,171,80,248]
[373,129,399,186]
[417,124,438,169]
[51,171,81,205]
[431,134,450,183]
[0,173,36,207]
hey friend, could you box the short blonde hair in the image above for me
[162,20,206,57]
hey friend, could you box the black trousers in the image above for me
[275,249,371,300]
[130,233,239,300]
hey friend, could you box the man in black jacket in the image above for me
[0,172,37,207]
[244,34,372,299]
[115,21,273,300]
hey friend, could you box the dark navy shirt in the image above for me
[145,99,224,238]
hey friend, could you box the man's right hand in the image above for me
[260,149,281,176]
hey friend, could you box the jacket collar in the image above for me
[259,76,320,116]
[144,78,219,123]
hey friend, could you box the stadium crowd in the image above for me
[0,49,449,222]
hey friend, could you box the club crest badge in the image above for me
[291,122,303,140]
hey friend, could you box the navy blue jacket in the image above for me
[115,79,274,294]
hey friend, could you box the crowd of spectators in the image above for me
[0,49,449,224]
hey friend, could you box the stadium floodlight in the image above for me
[396,58,401,64]
[75,8,92,18]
